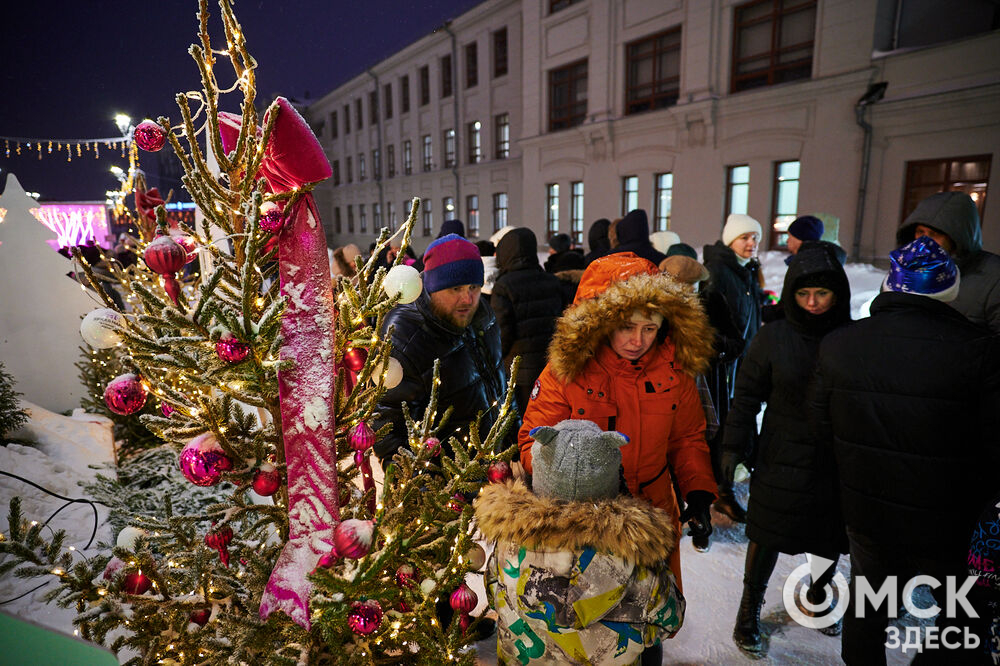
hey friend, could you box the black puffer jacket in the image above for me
[491,229,565,413]
[724,248,851,555]
[372,292,506,463]
[814,291,1000,561]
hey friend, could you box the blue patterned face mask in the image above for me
[886,236,958,296]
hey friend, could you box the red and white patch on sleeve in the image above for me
[530,380,541,401]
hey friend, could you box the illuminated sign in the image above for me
[30,204,111,249]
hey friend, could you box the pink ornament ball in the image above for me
[317,551,339,569]
[342,346,368,372]
[449,582,478,614]
[179,432,233,486]
[447,493,466,513]
[395,563,417,589]
[175,235,198,264]
[104,373,147,415]
[216,334,251,363]
[347,599,383,636]
[349,421,375,451]
[333,519,374,559]
[143,234,187,275]
[122,571,152,595]
[487,460,513,484]
[134,120,166,152]
[102,556,125,580]
[423,437,442,457]
[259,202,284,234]
[251,463,281,496]
[161,402,174,418]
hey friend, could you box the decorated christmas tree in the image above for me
[0,1,516,663]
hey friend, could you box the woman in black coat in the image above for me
[721,246,852,656]
[491,227,565,417]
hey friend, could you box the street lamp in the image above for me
[114,114,132,136]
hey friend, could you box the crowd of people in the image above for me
[347,191,998,665]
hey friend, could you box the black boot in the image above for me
[714,488,747,523]
[733,542,778,656]
[806,557,842,636]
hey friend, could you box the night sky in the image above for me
[0,0,479,202]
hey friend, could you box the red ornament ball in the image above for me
[395,563,417,589]
[175,235,198,264]
[252,463,281,496]
[342,346,368,372]
[160,402,174,418]
[122,571,152,595]
[348,421,375,451]
[317,550,339,569]
[449,582,478,614]
[189,608,211,626]
[179,432,233,486]
[347,599,383,636]
[259,202,284,234]
[143,234,187,275]
[487,460,513,484]
[216,334,251,364]
[423,437,442,457]
[134,120,166,152]
[333,519,374,559]
[104,373,147,415]
[447,493,466,513]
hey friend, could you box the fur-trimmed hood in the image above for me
[547,253,714,381]
[474,480,677,567]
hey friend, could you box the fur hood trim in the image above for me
[474,481,677,566]
[547,271,714,381]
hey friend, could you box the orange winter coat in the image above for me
[519,253,717,586]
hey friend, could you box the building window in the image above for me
[467,122,482,164]
[467,195,479,237]
[330,110,338,139]
[359,204,367,234]
[465,42,478,88]
[726,165,751,216]
[732,0,817,93]
[387,145,395,178]
[622,176,638,216]
[384,84,393,119]
[443,129,455,168]
[546,184,560,239]
[346,156,353,183]
[654,173,673,232]
[902,155,991,222]
[400,75,410,113]
[422,135,433,171]
[387,202,396,232]
[332,160,341,186]
[358,153,366,181]
[493,27,508,78]
[419,65,430,106]
[373,202,382,231]
[403,140,413,175]
[443,196,456,221]
[343,104,351,133]
[441,54,453,98]
[770,161,800,247]
[626,27,681,115]
[549,59,588,131]
[347,204,355,233]
[369,91,379,125]
[372,149,381,180]
[355,99,363,130]
[334,207,342,234]
[550,0,583,13]
[422,199,433,236]
[493,192,508,232]
[571,181,584,245]
[494,113,510,159]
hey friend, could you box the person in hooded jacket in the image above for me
[477,419,684,665]
[584,218,612,265]
[519,252,717,587]
[609,209,667,266]
[896,191,1000,333]
[700,213,766,531]
[720,247,852,656]
[491,227,566,417]
[544,232,586,273]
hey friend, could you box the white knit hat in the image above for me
[489,225,516,246]
[649,230,681,255]
[722,214,762,247]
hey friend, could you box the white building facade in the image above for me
[306,0,1000,261]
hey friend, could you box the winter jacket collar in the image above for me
[474,480,677,567]
[870,290,976,325]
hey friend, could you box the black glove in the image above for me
[679,490,714,538]
[720,450,742,485]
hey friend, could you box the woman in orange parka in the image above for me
[519,252,717,587]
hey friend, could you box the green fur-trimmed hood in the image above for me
[547,271,714,382]
[474,480,677,567]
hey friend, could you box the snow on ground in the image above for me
[1,250,901,664]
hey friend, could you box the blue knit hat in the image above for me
[788,215,824,242]
[422,233,484,293]
[883,236,960,302]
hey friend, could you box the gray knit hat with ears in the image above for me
[529,419,629,502]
